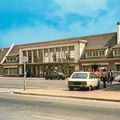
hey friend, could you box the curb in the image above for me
[14,91,120,103]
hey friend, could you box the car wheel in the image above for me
[57,76,60,80]
[96,81,100,89]
[69,86,73,91]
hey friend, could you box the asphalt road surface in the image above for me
[0,77,111,90]
[0,91,120,120]
[0,77,67,89]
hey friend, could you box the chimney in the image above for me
[117,22,120,44]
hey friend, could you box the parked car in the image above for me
[114,75,120,82]
[45,71,65,80]
[68,72,100,91]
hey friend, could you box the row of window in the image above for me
[4,68,18,75]
[22,46,75,63]
[86,50,105,57]
[6,57,18,63]
[113,49,120,56]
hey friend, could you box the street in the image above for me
[0,77,120,120]
[0,92,120,120]
[0,77,67,90]
[0,77,114,90]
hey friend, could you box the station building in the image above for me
[0,22,120,77]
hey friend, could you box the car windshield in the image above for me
[71,73,88,79]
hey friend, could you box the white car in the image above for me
[68,72,100,91]
[114,75,120,82]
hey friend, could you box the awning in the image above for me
[82,63,109,66]
[115,62,120,65]
[3,66,18,68]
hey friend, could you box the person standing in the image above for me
[101,69,108,88]
[95,69,101,78]
[108,69,114,85]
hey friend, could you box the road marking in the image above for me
[0,88,17,93]
[34,115,64,120]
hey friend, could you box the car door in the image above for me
[93,73,99,86]
[89,73,97,87]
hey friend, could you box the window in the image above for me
[86,50,105,57]
[50,48,54,62]
[89,73,95,79]
[6,56,17,63]
[28,50,32,63]
[56,47,61,62]
[99,51,105,56]
[44,49,49,62]
[69,46,75,61]
[23,51,27,56]
[71,73,88,79]
[4,68,18,75]
[38,49,43,62]
[33,50,38,63]
[114,49,120,56]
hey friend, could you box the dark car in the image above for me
[45,71,65,80]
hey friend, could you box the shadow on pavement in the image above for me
[103,83,120,91]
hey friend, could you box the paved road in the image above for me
[0,77,111,90]
[0,77,67,89]
[0,92,120,120]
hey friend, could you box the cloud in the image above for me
[53,0,107,17]
[0,0,119,48]
[68,10,118,37]
[0,22,71,47]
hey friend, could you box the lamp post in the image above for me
[22,56,28,90]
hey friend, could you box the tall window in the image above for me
[0,67,2,75]
[28,50,32,63]
[33,50,38,63]
[44,49,49,62]
[23,51,27,57]
[69,46,75,61]
[38,49,43,62]
[62,47,67,61]
[56,47,61,62]
[50,48,54,62]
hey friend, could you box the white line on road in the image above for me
[34,115,64,120]
[0,88,17,93]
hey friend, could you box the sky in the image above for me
[0,0,120,48]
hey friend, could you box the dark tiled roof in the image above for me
[0,48,9,63]
[6,32,118,56]
[80,32,117,50]
[8,45,20,56]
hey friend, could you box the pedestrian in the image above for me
[95,69,101,78]
[39,71,43,78]
[108,69,114,85]
[101,69,108,88]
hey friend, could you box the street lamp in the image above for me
[22,56,28,90]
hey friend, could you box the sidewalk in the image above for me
[14,84,120,102]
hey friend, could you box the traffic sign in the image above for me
[22,56,28,63]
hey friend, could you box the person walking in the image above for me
[101,69,108,88]
[108,69,114,85]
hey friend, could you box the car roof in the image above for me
[72,72,93,74]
